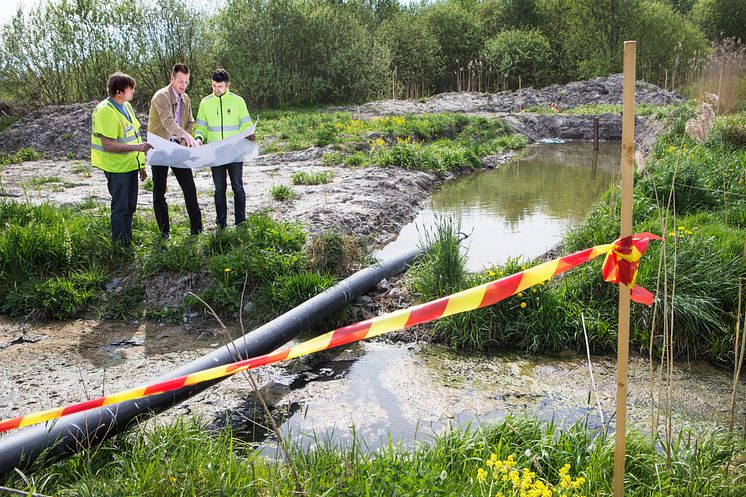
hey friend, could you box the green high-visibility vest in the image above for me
[91,99,144,173]
[194,90,251,144]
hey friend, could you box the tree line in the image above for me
[0,0,742,110]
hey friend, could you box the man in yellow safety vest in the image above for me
[194,68,254,229]
[91,72,153,247]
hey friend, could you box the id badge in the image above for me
[124,125,134,135]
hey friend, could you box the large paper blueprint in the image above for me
[146,122,258,169]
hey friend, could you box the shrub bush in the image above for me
[482,29,552,90]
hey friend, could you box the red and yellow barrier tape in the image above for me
[0,232,661,434]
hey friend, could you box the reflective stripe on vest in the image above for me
[194,91,251,144]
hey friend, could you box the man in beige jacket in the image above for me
[148,63,203,238]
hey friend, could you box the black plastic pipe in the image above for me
[0,245,422,478]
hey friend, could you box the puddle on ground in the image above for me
[377,141,619,271]
[241,341,745,454]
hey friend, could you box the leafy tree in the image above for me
[692,0,746,42]
[635,1,708,86]
[424,1,484,91]
[215,0,388,106]
[482,29,552,90]
[538,0,642,80]
[377,10,444,98]
[479,0,540,38]
[660,0,697,13]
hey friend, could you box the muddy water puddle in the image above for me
[377,141,618,271]
[1,321,743,452]
[251,341,744,452]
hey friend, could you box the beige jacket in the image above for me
[148,85,195,140]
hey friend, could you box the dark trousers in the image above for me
[104,170,138,247]
[211,162,246,228]
[151,165,202,236]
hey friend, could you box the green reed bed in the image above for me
[7,416,744,497]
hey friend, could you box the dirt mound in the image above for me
[338,74,683,116]
[0,75,680,160]
[0,101,148,160]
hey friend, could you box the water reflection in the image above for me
[378,141,619,271]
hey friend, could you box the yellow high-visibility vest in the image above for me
[194,90,251,144]
[91,99,144,173]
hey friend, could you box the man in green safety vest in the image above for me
[91,72,153,248]
[194,69,254,229]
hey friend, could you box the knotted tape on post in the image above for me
[0,232,661,434]
[601,232,662,305]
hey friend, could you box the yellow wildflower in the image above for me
[476,467,488,482]
[678,226,685,230]
[520,302,527,309]
[224,267,231,273]
[571,476,586,488]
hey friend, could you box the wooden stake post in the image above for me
[614,40,636,497]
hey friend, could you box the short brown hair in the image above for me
[106,72,136,98]
[172,63,190,77]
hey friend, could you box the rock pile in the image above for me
[341,74,683,116]
[0,102,148,160]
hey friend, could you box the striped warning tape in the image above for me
[0,232,660,434]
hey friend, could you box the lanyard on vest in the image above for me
[105,101,140,142]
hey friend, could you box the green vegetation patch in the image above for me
[291,169,334,185]
[262,112,526,174]
[0,116,19,134]
[0,147,42,166]
[418,109,746,366]
[9,416,744,497]
[270,184,296,201]
[0,201,361,322]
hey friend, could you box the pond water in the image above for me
[377,141,619,271]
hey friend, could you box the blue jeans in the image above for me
[104,170,139,247]
[211,162,246,228]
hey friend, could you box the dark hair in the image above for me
[212,68,230,83]
[171,63,190,77]
[106,72,136,98]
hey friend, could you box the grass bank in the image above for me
[411,107,746,366]
[259,111,527,175]
[6,415,744,496]
[0,202,365,324]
